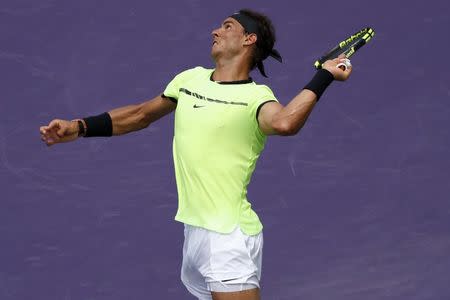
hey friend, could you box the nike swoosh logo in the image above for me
[193,104,205,108]
[221,278,239,283]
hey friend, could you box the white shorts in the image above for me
[181,224,263,300]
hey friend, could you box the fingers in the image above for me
[40,128,59,146]
[39,119,63,146]
[337,63,346,71]
[41,135,54,146]
[40,119,79,146]
[331,53,347,64]
[48,119,61,131]
[39,126,48,135]
[322,56,353,81]
[336,58,352,71]
[40,133,54,146]
[40,119,59,135]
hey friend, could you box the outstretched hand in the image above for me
[39,119,79,146]
[322,54,352,81]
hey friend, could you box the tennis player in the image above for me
[40,9,351,300]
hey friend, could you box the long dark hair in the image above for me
[239,9,277,71]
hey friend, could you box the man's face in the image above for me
[211,17,247,61]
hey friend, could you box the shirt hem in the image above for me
[175,216,263,236]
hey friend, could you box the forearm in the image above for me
[271,89,317,135]
[270,69,334,136]
[79,95,175,137]
[108,103,149,135]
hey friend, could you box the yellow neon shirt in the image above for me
[163,66,277,235]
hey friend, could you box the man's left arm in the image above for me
[258,56,352,136]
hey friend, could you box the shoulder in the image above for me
[173,66,211,80]
[254,83,275,96]
[245,82,278,104]
[244,79,274,94]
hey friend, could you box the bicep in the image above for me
[140,94,177,124]
[257,101,284,136]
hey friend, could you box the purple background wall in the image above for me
[1,0,449,299]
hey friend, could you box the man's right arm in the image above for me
[40,95,176,146]
[109,95,176,135]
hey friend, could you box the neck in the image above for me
[212,55,251,82]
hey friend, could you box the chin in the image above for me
[210,48,219,61]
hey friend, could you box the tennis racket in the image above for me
[314,27,375,71]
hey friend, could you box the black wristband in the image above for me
[83,112,113,137]
[303,69,334,101]
[77,120,85,137]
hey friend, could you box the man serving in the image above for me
[40,9,352,300]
